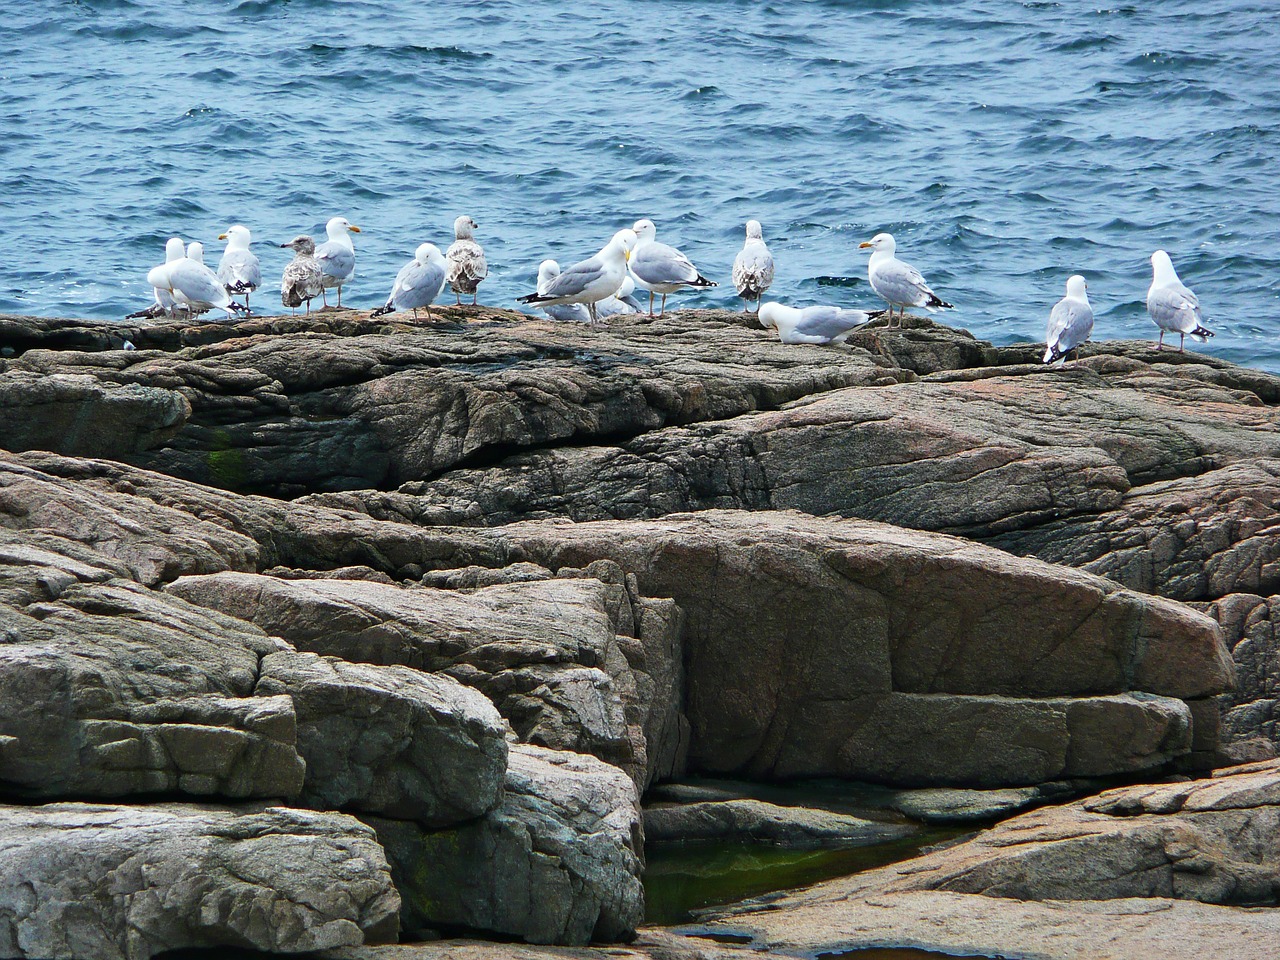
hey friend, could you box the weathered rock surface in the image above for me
[1201,592,1280,760]
[168,570,687,790]
[367,744,644,946]
[255,651,508,825]
[0,801,399,960]
[642,798,911,847]
[694,760,1280,960]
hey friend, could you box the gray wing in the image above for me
[732,245,775,297]
[872,258,934,305]
[218,249,262,291]
[1147,282,1202,332]
[541,256,606,299]
[796,306,872,341]
[391,259,446,310]
[169,261,229,308]
[631,242,700,285]
[544,303,592,323]
[1046,298,1094,352]
[314,241,355,281]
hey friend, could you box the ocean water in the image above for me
[2,0,1278,370]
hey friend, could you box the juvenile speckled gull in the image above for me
[216,224,262,309]
[517,229,637,323]
[280,236,324,315]
[1147,250,1213,352]
[732,220,775,313]
[758,302,877,345]
[628,218,716,316]
[445,215,488,305]
[313,216,361,308]
[127,237,186,319]
[1043,275,1094,364]
[372,243,449,320]
[858,232,952,327]
[163,241,244,321]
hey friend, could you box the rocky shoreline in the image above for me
[1,306,1277,959]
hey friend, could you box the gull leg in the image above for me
[1179,332,1185,353]
[321,288,329,308]
[589,301,598,325]
[337,286,343,309]
[648,291,655,317]
[473,291,478,306]
[659,294,667,317]
[1155,331,1164,351]
[455,291,462,306]
[413,308,418,320]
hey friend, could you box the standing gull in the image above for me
[858,232,952,327]
[445,215,488,305]
[532,260,590,322]
[517,229,637,323]
[280,236,325,315]
[163,241,244,321]
[628,218,716,317]
[127,237,187,319]
[1043,275,1094,364]
[314,216,361,308]
[758,302,878,345]
[1147,250,1213,352]
[732,220,775,314]
[216,224,262,309]
[371,243,449,320]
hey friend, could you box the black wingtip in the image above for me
[516,293,547,305]
[1192,326,1215,340]
[370,303,393,317]
[692,275,718,288]
[927,294,954,309]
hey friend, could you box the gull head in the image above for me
[219,224,251,249]
[631,219,657,244]
[326,217,361,240]
[757,301,780,332]
[859,232,895,254]
[536,259,561,293]
[164,237,185,262]
[454,215,478,239]
[1151,249,1179,284]
[613,228,638,262]
[618,275,636,298]
[416,242,443,265]
[187,241,205,264]
[281,235,316,255]
[1065,275,1088,299]
[745,220,763,241]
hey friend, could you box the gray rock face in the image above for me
[256,651,508,825]
[169,571,686,790]
[0,801,400,960]
[1203,593,1280,760]
[367,744,644,946]
[643,798,911,847]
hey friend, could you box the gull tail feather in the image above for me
[371,302,395,317]
[1190,325,1214,342]
[925,292,953,309]
[690,274,717,288]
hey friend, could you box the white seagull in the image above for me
[758,302,878,345]
[127,237,187,319]
[445,215,488,305]
[216,224,262,309]
[163,241,244,322]
[280,235,325,315]
[372,243,449,320]
[1043,275,1094,364]
[314,216,361,308]
[1147,250,1213,352]
[858,232,952,327]
[628,218,717,316]
[732,220,775,314]
[517,229,637,323]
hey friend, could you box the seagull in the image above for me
[371,243,449,320]
[445,215,488,305]
[732,220,775,314]
[758,302,878,344]
[127,237,187,319]
[280,235,325,316]
[858,232,952,327]
[314,216,361,308]
[1147,250,1213,352]
[1043,275,1094,364]
[517,229,637,323]
[628,218,717,316]
[531,259,590,322]
[164,241,245,321]
[216,224,262,309]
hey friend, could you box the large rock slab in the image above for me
[169,570,685,789]
[0,801,399,960]
[366,744,644,946]
[643,797,911,847]
[256,651,508,825]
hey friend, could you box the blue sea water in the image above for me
[2,0,1278,370]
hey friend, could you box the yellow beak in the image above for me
[218,233,228,240]
[624,249,631,262]
[858,241,873,249]
[349,225,362,233]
